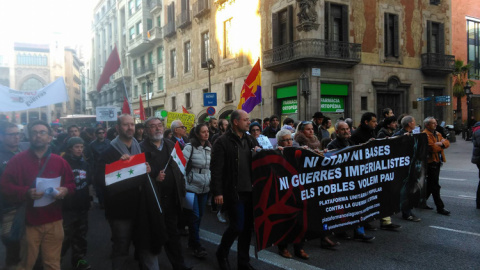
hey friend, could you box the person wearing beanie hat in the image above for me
[62,136,92,270]
[249,122,273,149]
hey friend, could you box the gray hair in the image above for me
[145,117,163,127]
[335,121,347,131]
[344,118,353,129]
[401,115,414,128]
[276,129,292,142]
[423,116,435,127]
[170,120,183,129]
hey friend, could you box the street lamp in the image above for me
[464,81,473,140]
[202,58,215,92]
[146,75,154,117]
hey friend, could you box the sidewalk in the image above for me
[442,135,476,173]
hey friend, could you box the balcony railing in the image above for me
[147,27,163,42]
[193,0,210,18]
[149,0,162,13]
[176,10,191,29]
[263,39,361,71]
[134,64,154,76]
[163,21,176,38]
[421,53,455,75]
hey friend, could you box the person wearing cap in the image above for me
[61,137,92,270]
[311,112,324,140]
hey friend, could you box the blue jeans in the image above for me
[188,193,208,248]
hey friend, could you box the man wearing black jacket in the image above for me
[351,112,378,145]
[140,117,190,270]
[211,110,260,270]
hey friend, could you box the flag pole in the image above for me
[147,174,163,214]
[120,62,132,115]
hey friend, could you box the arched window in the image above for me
[20,77,44,91]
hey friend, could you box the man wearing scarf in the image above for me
[96,114,150,270]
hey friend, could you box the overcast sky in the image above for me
[0,0,94,51]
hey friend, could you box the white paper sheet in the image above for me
[34,176,61,207]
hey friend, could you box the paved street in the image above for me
[1,135,479,269]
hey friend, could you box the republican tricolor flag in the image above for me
[105,153,147,186]
[237,59,261,113]
[171,141,187,175]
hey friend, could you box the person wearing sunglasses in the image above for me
[294,121,322,154]
[249,122,272,149]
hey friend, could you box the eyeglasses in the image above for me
[148,124,163,129]
[30,130,48,136]
[176,126,187,130]
[280,138,293,142]
[5,132,21,137]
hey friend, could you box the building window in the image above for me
[136,21,142,35]
[384,13,399,58]
[157,16,161,27]
[170,49,177,78]
[128,0,135,15]
[147,19,153,30]
[224,18,234,59]
[133,59,137,72]
[142,82,146,95]
[134,85,138,97]
[148,51,153,65]
[468,20,480,79]
[430,0,440,4]
[272,6,293,48]
[361,96,367,111]
[325,2,348,42]
[158,77,164,91]
[140,56,145,68]
[135,0,141,8]
[157,46,163,63]
[184,41,191,73]
[201,31,210,65]
[129,26,135,39]
[225,83,233,101]
[427,21,444,54]
[171,96,176,110]
[185,93,191,108]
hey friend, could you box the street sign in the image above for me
[416,97,432,102]
[206,106,216,116]
[96,107,118,121]
[435,96,451,102]
[203,93,217,106]
[312,68,321,77]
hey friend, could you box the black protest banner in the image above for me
[252,134,427,251]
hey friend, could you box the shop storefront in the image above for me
[320,83,349,119]
[277,85,298,123]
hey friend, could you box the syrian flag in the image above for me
[105,153,147,193]
[171,141,187,175]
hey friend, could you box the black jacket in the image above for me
[326,138,354,151]
[262,126,280,139]
[63,154,91,212]
[210,129,259,207]
[95,145,142,220]
[140,137,186,209]
[351,124,376,145]
[377,128,394,139]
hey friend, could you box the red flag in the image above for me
[182,106,189,114]
[97,46,121,92]
[139,95,146,120]
[122,96,131,115]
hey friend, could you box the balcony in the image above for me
[149,0,162,13]
[163,21,176,38]
[147,27,163,42]
[263,39,361,71]
[176,10,191,29]
[128,34,153,56]
[421,53,455,76]
[134,64,155,77]
[193,0,210,18]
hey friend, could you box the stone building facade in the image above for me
[262,0,455,125]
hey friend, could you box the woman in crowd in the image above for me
[249,122,273,149]
[182,123,212,259]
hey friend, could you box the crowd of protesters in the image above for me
[0,106,474,270]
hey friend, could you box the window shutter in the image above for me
[325,2,331,40]
[272,12,279,48]
[427,21,432,53]
[384,14,390,56]
[341,4,349,42]
[393,14,399,57]
[438,23,445,54]
[287,5,293,43]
